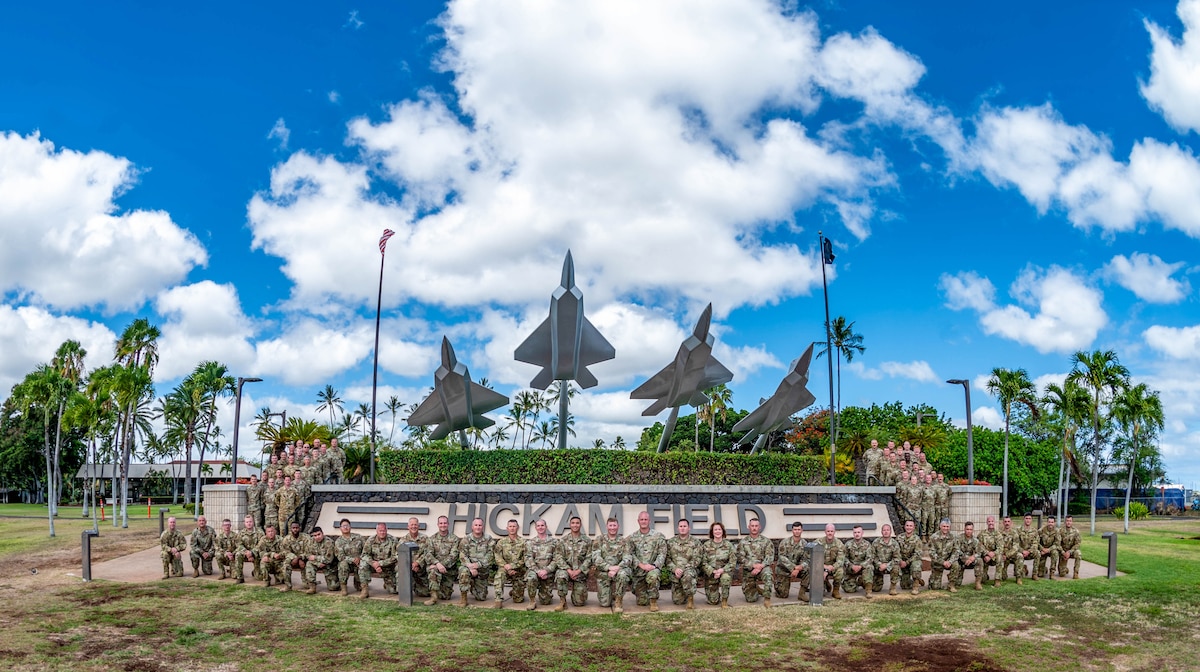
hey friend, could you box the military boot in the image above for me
[763,596,771,608]
[553,597,567,612]
[889,583,898,596]
[525,599,537,611]
[1073,566,1079,580]
[974,577,983,591]
[360,585,371,599]
[686,595,695,610]
[280,579,292,592]
[305,585,316,595]
[649,598,659,612]
[802,590,812,601]
[423,594,438,606]
[161,562,171,580]
[911,585,919,595]
[720,598,729,609]
[192,567,200,578]
[613,595,624,614]
[492,599,503,609]
[948,583,957,593]
[1016,576,1023,586]
[340,584,348,596]
[832,584,841,600]
[994,579,1000,587]
[459,592,469,607]
[863,585,872,599]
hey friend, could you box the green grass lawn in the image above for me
[0,517,1197,671]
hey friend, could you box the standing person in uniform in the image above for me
[666,519,701,609]
[927,519,959,591]
[361,522,399,599]
[921,474,938,543]
[978,516,1004,587]
[775,522,810,602]
[896,519,923,594]
[700,521,735,608]
[554,516,592,610]
[842,525,874,598]
[864,439,883,485]
[936,473,952,524]
[1058,515,1083,579]
[334,518,365,596]
[262,478,278,538]
[492,519,527,608]
[422,516,460,605]
[292,472,310,528]
[457,518,494,607]
[737,518,774,607]
[189,515,216,578]
[160,516,186,580]
[591,517,629,613]
[627,510,667,612]
[246,475,264,531]
[302,527,339,593]
[871,523,901,596]
[524,519,558,611]
[275,476,299,533]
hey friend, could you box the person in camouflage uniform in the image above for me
[817,523,846,599]
[627,510,667,611]
[774,522,811,602]
[458,518,495,607]
[895,471,913,525]
[400,517,431,599]
[936,473,952,524]
[1014,514,1038,584]
[263,478,278,535]
[737,517,774,607]
[921,475,938,543]
[492,519,527,607]
[842,524,875,597]
[1058,515,1083,579]
[279,521,310,592]
[978,515,1004,587]
[292,472,310,528]
[1036,516,1060,579]
[666,519,701,609]
[275,476,300,533]
[554,516,592,610]
[361,522,399,599]
[334,518,366,596]
[257,524,287,588]
[701,521,735,608]
[214,518,238,580]
[303,527,339,593]
[927,519,959,591]
[591,517,629,613]
[422,516,460,604]
[189,515,216,578]
[896,519,923,594]
[864,439,882,485]
[952,521,983,591]
[160,516,186,579]
[329,438,345,483]
[998,516,1020,583]
[870,523,901,596]
[524,519,559,610]
[246,475,264,531]
[234,515,263,583]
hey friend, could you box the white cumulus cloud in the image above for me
[1142,0,1200,135]
[1144,323,1200,360]
[0,305,116,394]
[1103,253,1191,303]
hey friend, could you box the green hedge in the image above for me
[377,449,825,486]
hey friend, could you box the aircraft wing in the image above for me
[406,390,445,427]
[469,383,510,415]
[578,318,616,366]
[630,364,675,400]
[514,317,552,365]
[702,357,734,388]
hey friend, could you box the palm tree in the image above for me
[612,435,626,450]
[817,316,866,447]
[1042,380,1090,519]
[158,384,201,507]
[985,367,1039,516]
[531,420,554,449]
[385,396,403,446]
[548,414,575,448]
[1068,350,1130,535]
[111,362,155,527]
[353,403,371,438]
[315,385,343,429]
[1112,383,1164,534]
[114,318,161,374]
[12,365,69,536]
[705,384,732,452]
[592,438,606,448]
[188,361,235,517]
[49,340,87,513]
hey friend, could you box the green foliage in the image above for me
[635,408,751,453]
[377,449,826,486]
[926,426,1060,514]
[836,401,951,438]
[1112,502,1149,521]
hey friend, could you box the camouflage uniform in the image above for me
[189,525,216,576]
[736,534,775,603]
[275,484,299,532]
[214,528,239,579]
[424,532,460,600]
[817,535,846,595]
[263,483,278,532]
[665,535,701,606]
[870,535,901,593]
[774,536,811,599]
[1036,525,1060,578]
[864,447,883,485]
[280,530,311,589]
[700,538,736,605]
[896,529,923,590]
[952,533,982,588]
[895,480,914,525]
[160,527,187,578]
[524,536,559,606]
[399,532,431,598]
[936,481,952,523]
[590,535,629,608]
[234,526,263,581]
[978,527,1004,583]
[1058,525,1083,578]
[361,533,400,595]
[492,535,527,603]
[554,533,592,606]
[457,534,495,602]
[626,529,667,607]
[330,445,345,483]
[927,529,959,590]
[256,533,287,585]
[1014,523,1038,580]
[920,486,937,541]
[246,482,265,530]
[998,527,1020,582]
[842,537,875,594]
[334,531,366,592]
[292,478,311,527]
[303,535,339,590]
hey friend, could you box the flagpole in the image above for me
[370,232,392,484]
[819,231,836,486]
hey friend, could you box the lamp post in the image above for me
[231,377,263,484]
[946,379,974,487]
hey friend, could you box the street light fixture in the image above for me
[231,377,263,485]
[946,379,975,489]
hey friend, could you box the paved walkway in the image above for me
[76,545,1119,613]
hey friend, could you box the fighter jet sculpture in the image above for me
[733,343,817,453]
[407,337,509,448]
[630,303,733,452]
[514,251,615,449]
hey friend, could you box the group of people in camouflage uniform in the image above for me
[864,439,955,541]
[244,439,345,535]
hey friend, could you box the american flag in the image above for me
[379,229,395,254]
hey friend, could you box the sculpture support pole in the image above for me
[749,434,768,456]
[656,407,680,453]
[557,387,569,450]
[458,430,470,450]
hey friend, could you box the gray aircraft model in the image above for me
[631,303,733,452]
[407,337,509,447]
[514,250,616,449]
[733,343,817,453]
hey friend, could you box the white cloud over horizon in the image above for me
[1142,0,1200,135]
[1103,253,1191,303]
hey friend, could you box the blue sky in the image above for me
[1,1,1197,487]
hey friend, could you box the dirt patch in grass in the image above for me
[816,637,1007,672]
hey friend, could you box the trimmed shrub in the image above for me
[377,449,825,486]
[1113,502,1150,521]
